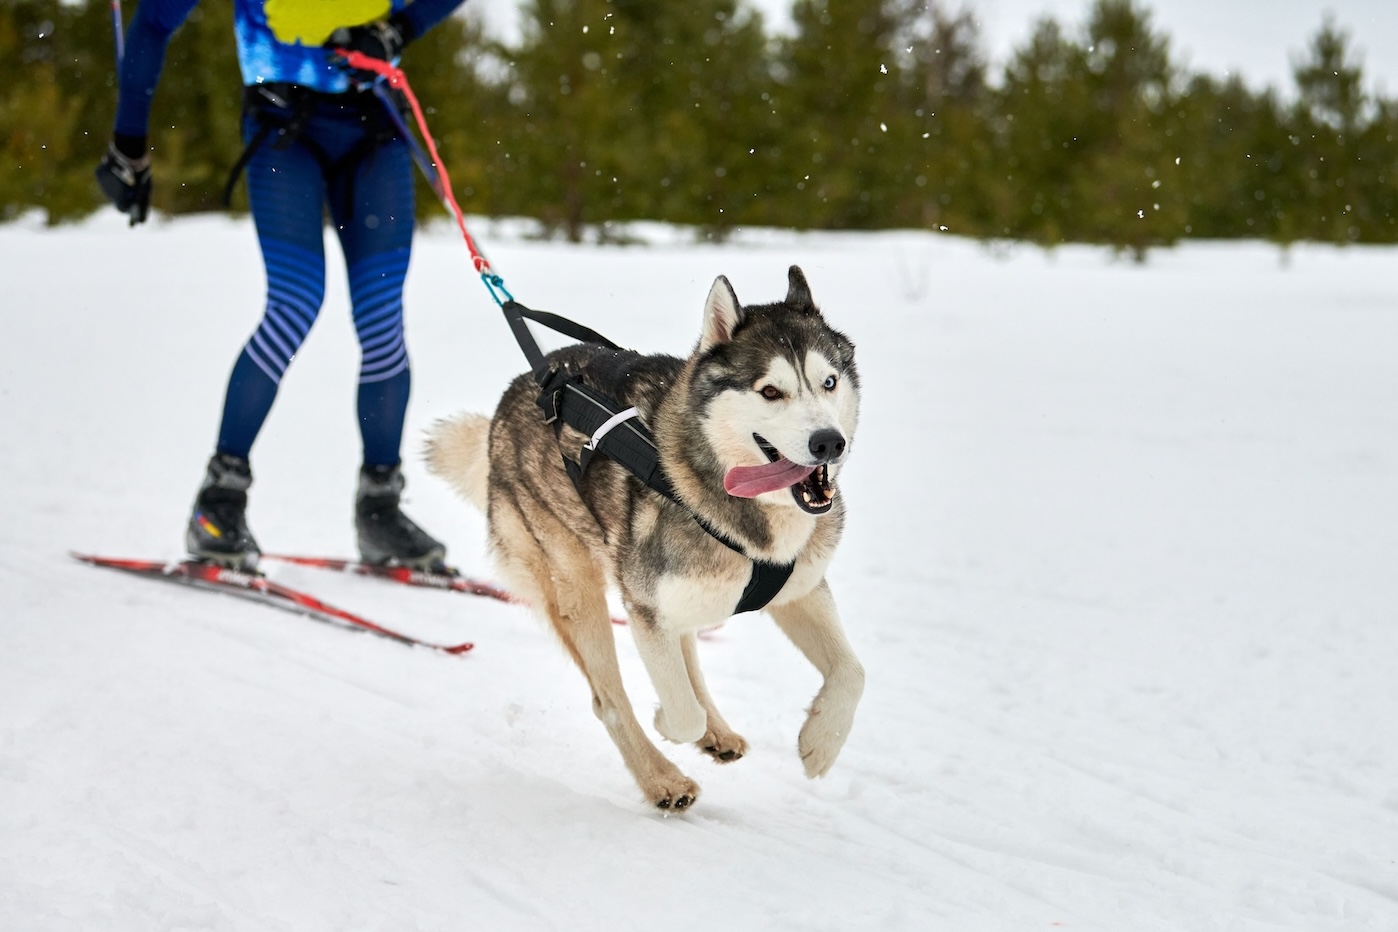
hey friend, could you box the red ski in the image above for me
[263,553,629,626]
[261,554,516,603]
[71,552,473,655]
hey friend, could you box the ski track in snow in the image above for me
[2,214,1397,930]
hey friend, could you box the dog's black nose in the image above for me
[808,429,846,463]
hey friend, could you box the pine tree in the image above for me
[1071,0,1180,255]
[772,0,906,229]
[601,0,774,236]
[993,0,1183,254]
[498,0,639,240]
[1289,16,1372,242]
[887,1,993,235]
[1168,75,1295,241]
[994,16,1091,243]
[1293,16,1364,134]
[0,0,114,222]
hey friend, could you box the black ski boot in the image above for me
[355,463,446,570]
[186,452,261,570]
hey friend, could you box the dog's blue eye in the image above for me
[823,375,838,391]
[760,385,783,401]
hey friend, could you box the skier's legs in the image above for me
[214,119,329,459]
[329,134,415,468]
[328,132,441,566]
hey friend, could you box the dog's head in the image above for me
[691,266,859,516]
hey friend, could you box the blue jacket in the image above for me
[115,0,466,137]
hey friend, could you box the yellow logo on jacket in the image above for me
[264,0,391,46]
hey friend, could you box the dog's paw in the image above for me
[654,704,707,744]
[643,773,702,812]
[797,696,857,778]
[698,726,747,764]
[797,716,847,778]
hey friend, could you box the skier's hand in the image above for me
[95,141,152,226]
[326,18,407,83]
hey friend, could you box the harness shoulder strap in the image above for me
[544,377,675,501]
[503,300,619,374]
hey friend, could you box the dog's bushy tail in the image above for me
[424,413,491,512]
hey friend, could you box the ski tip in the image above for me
[444,642,475,654]
[70,551,147,569]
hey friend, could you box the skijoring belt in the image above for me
[501,300,794,615]
[222,82,406,216]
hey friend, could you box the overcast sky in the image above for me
[467,0,1398,96]
[972,0,1397,93]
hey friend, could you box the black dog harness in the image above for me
[502,301,794,614]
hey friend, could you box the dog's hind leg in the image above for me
[767,580,865,778]
[680,633,747,763]
[492,504,701,811]
[571,600,702,811]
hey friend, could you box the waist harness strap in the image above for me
[501,300,794,614]
[223,84,402,219]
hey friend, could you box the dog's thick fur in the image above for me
[426,267,863,809]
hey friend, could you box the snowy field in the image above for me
[2,214,1397,931]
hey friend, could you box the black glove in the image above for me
[326,16,411,83]
[95,141,152,226]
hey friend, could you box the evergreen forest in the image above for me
[2,0,1395,253]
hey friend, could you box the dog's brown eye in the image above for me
[760,385,783,401]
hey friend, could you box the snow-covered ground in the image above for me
[2,214,1396,931]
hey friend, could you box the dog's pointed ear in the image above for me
[700,275,743,352]
[786,265,816,312]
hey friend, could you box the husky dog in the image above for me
[425,267,863,810]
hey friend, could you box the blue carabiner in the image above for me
[481,272,515,307]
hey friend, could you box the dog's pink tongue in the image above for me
[724,458,815,498]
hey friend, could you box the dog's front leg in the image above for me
[767,579,864,778]
[680,632,747,762]
[631,616,708,744]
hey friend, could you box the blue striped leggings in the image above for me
[215,95,416,467]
